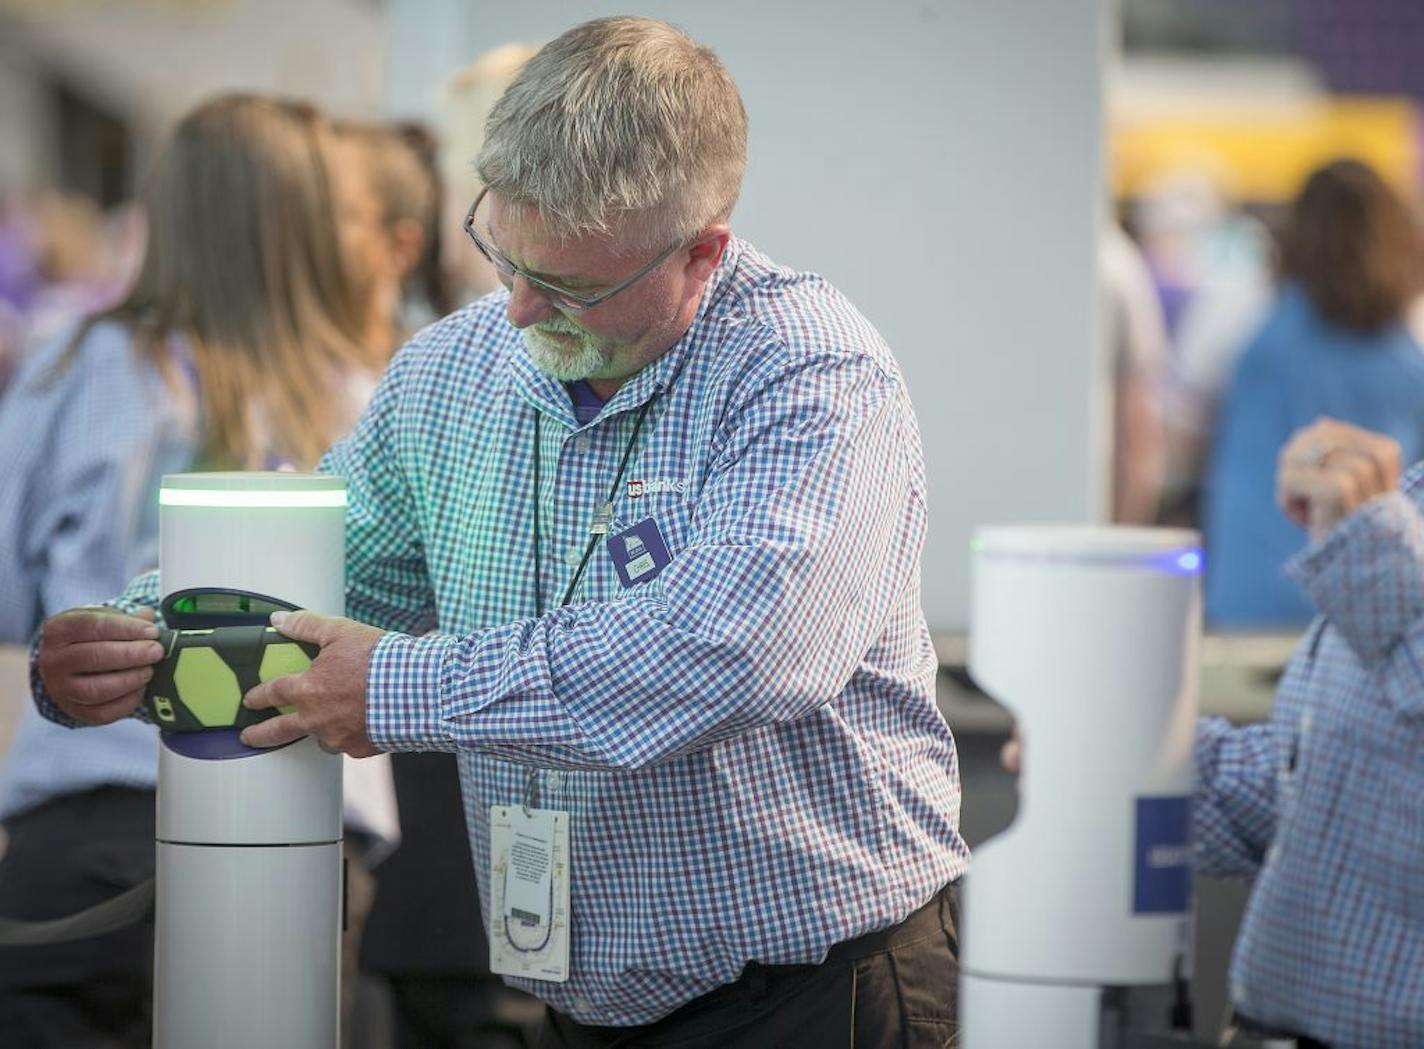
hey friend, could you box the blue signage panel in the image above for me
[1134,795,1192,915]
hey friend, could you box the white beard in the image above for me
[522,319,613,382]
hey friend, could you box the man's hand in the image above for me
[37,607,164,725]
[240,611,385,757]
[1000,723,1023,775]
[1277,418,1402,540]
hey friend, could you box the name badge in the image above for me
[489,805,571,983]
[607,517,671,588]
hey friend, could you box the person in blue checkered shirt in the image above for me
[1199,416,1424,1049]
[33,17,968,1047]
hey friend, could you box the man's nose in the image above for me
[506,276,557,329]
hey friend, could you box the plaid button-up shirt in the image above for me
[69,239,966,1025]
[1195,464,1424,1049]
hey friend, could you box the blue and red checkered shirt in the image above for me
[68,239,967,1024]
[1195,463,1424,1049]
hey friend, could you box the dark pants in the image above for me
[538,884,959,1049]
[0,787,156,1049]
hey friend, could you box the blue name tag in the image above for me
[1133,795,1192,914]
[608,517,672,588]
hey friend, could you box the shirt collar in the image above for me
[506,237,744,427]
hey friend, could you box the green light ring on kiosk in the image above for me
[159,487,347,509]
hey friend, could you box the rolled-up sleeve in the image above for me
[1285,480,1424,720]
[1193,716,1279,877]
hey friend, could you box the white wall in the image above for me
[4,0,387,157]
[390,0,1111,633]
[0,37,56,193]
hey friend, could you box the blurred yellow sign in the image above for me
[1113,97,1419,204]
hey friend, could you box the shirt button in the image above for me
[1300,711,1313,735]
[573,997,591,1014]
[569,435,588,454]
[546,770,563,792]
[1266,844,1281,866]
[565,546,583,567]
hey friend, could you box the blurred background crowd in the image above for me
[2,0,1424,1046]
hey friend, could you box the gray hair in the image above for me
[476,17,748,250]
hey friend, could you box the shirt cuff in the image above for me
[366,631,458,751]
[1285,490,1424,666]
[1191,717,1277,877]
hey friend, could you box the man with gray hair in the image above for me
[34,17,968,1046]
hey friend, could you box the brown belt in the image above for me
[823,882,959,964]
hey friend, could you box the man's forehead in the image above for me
[488,193,636,272]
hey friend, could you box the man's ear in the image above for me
[684,227,731,284]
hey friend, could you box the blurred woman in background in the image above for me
[1204,158,1424,627]
[335,119,455,343]
[0,93,386,1049]
[433,42,537,305]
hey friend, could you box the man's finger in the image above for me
[68,640,166,675]
[45,611,160,646]
[1327,446,1391,500]
[1000,738,1021,775]
[1277,465,1341,528]
[241,713,307,749]
[72,666,156,706]
[269,609,337,647]
[1276,463,1318,518]
[242,675,297,713]
[81,689,149,726]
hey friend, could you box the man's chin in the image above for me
[525,336,605,383]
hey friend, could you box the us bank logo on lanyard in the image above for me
[626,478,684,499]
[608,517,672,588]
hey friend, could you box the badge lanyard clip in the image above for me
[522,768,538,819]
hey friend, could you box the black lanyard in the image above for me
[532,392,659,617]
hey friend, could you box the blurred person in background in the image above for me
[339,115,543,1049]
[1131,167,1275,526]
[0,93,389,1049]
[0,190,140,394]
[1156,250,1274,527]
[434,42,538,305]
[1204,158,1424,628]
[1102,223,1169,523]
[336,119,456,339]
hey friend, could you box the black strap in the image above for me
[533,392,659,617]
[0,875,155,946]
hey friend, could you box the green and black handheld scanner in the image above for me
[143,588,316,732]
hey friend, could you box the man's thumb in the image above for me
[270,609,327,644]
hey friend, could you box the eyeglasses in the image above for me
[463,188,683,313]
